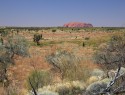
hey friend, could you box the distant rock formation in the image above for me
[63,22,93,28]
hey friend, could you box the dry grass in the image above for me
[1,29,124,94]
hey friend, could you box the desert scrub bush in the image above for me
[86,68,106,84]
[56,85,83,95]
[93,35,125,69]
[27,70,53,91]
[90,69,105,79]
[84,37,90,40]
[46,50,88,81]
[93,35,125,94]
[70,81,86,95]
[55,84,70,95]
[86,77,112,95]
[86,76,100,86]
[52,29,56,33]
[86,69,106,85]
[0,37,3,45]
[33,34,42,45]
[82,42,85,47]
[37,81,85,95]
[0,29,9,37]
[107,67,125,93]
[0,35,29,87]
[86,81,107,95]
[6,35,29,57]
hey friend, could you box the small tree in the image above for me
[0,35,29,87]
[94,35,125,69]
[0,37,3,45]
[94,35,125,95]
[52,29,56,33]
[82,42,85,47]
[33,34,42,45]
[0,29,9,37]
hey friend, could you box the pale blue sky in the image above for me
[0,0,125,27]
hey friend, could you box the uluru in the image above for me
[63,22,93,28]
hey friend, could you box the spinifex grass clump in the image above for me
[27,70,53,91]
[46,50,90,81]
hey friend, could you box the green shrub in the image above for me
[0,35,29,87]
[52,29,56,33]
[27,70,53,90]
[82,42,85,47]
[7,35,29,57]
[0,29,9,37]
[84,37,90,40]
[33,34,42,45]
[0,38,3,45]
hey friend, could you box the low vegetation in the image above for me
[0,27,125,95]
[46,50,91,81]
[0,35,29,89]
[33,34,42,45]
[27,70,52,91]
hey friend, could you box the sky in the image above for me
[0,0,125,27]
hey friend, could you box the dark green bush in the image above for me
[84,37,90,40]
[33,34,42,45]
[0,29,9,37]
[82,42,85,47]
[52,29,56,32]
[0,38,3,45]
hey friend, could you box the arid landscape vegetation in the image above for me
[1,0,125,94]
[0,27,125,95]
